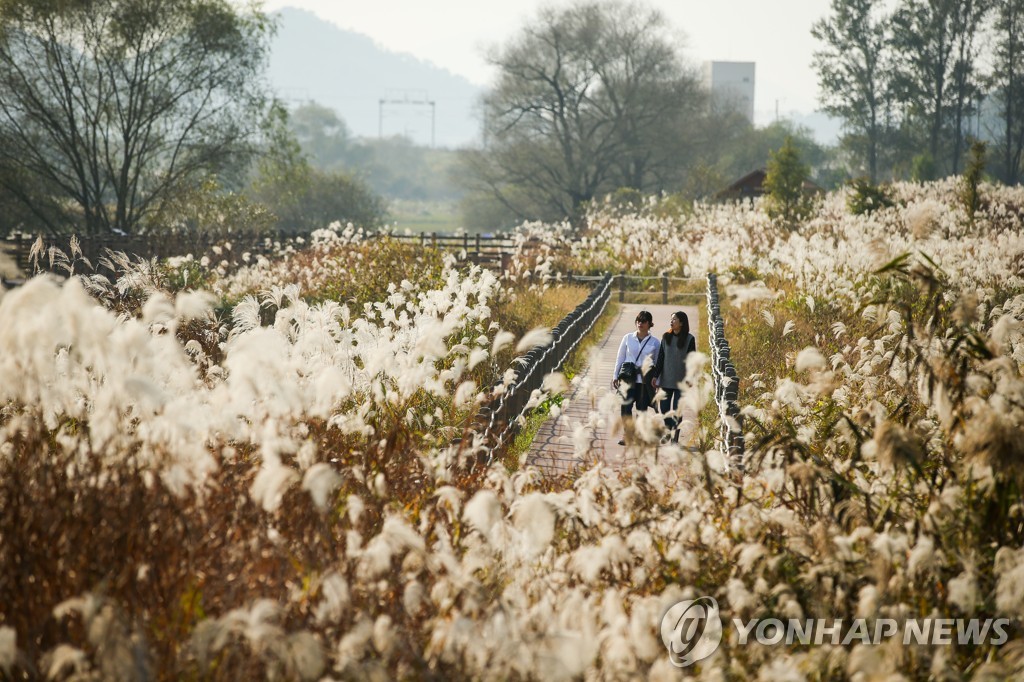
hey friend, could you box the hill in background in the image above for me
[267,7,483,149]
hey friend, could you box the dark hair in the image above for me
[635,310,653,324]
[663,311,690,347]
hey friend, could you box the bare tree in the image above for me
[586,3,705,192]
[469,0,703,223]
[0,0,273,235]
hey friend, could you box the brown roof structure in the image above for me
[714,168,823,202]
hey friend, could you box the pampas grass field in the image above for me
[3,178,1024,680]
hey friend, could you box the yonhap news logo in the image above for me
[660,597,723,667]
[661,596,1011,668]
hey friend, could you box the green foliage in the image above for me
[355,137,463,201]
[287,102,464,202]
[960,140,987,223]
[811,0,1014,182]
[739,121,830,179]
[846,177,895,215]
[591,188,693,223]
[812,0,892,184]
[145,179,276,238]
[990,0,1024,185]
[388,200,463,234]
[249,106,388,232]
[911,152,936,182]
[289,101,354,169]
[764,136,814,225]
[293,238,448,307]
[458,183,524,233]
[892,0,989,179]
[650,193,694,220]
[601,188,647,216]
[680,119,833,202]
[678,161,730,201]
[158,256,218,293]
[299,170,388,231]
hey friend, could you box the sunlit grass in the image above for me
[503,300,619,473]
[387,199,466,234]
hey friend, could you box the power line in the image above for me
[378,89,436,147]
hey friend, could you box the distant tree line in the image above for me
[813,0,1024,184]
[9,0,923,237]
[286,102,464,202]
[284,90,836,232]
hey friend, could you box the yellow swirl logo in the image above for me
[660,596,723,667]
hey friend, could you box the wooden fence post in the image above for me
[619,273,625,302]
[662,274,668,304]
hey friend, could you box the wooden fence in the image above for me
[0,230,520,281]
[383,232,517,270]
[706,272,744,473]
[477,273,614,460]
[605,273,707,304]
[0,231,308,279]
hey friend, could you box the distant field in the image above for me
[388,199,494,235]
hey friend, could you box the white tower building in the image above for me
[703,61,756,124]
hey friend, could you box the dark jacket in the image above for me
[653,332,696,389]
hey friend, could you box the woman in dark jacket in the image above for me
[651,311,696,443]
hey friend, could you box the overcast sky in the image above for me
[257,0,831,126]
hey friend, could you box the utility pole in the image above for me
[378,89,437,147]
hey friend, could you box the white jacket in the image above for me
[614,332,660,384]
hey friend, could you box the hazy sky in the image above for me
[258,0,831,126]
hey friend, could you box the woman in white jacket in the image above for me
[612,310,660,445]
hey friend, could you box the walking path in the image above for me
[525,303,701,475]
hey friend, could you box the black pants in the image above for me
[659,388,682,438]
[621,379,653,416]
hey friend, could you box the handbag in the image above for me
[617,361,639,383]
[617,335,651,383]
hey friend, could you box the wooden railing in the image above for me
[477,274,614,460]
[610,273,707,304]
[382,232,517,269]
[706,273,744,473]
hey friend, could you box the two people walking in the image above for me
[612,310,696,446]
